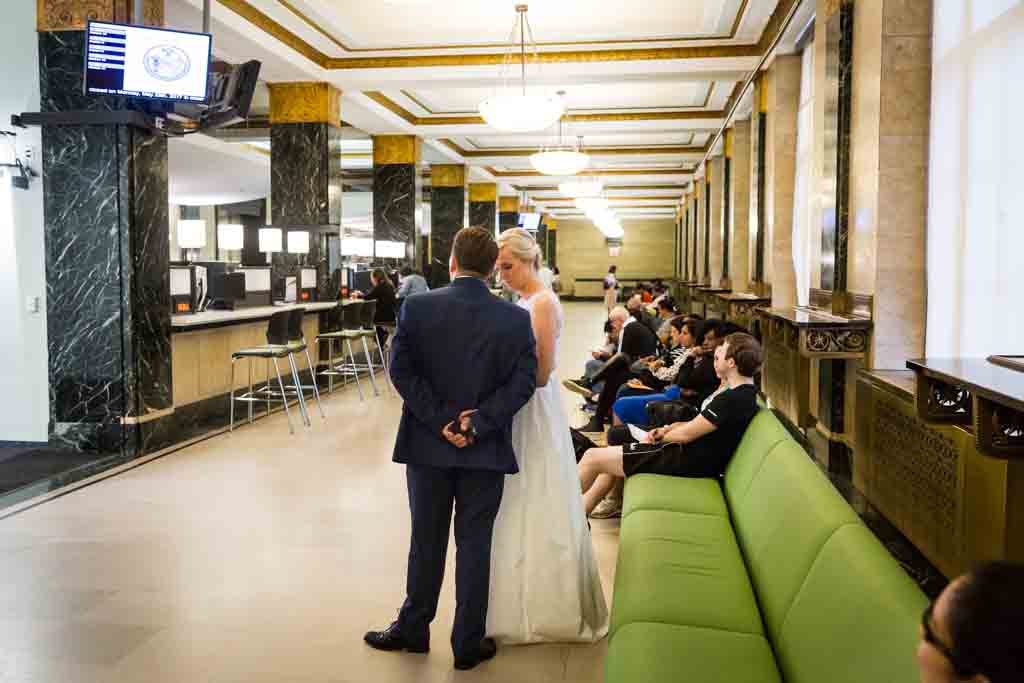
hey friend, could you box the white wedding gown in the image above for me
[487,289,609,644]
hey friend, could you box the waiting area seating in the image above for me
[606,409,927,682]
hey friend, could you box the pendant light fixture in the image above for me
[530,114,590,176]
[478,5,564,133]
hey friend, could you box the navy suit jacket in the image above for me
[389,277,538,474]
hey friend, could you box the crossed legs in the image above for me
[578,446,626,515]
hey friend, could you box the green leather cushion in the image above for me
[610,509,764,638]
[723,409,793,507]
[622,473,728,519]
[728,440,860,641]
[607,622,781,683]
[775,524,927,683]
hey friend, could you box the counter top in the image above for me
[758,306,872,328]
[715,292,772,301]
[172,302,339,331]
[907,357,1024,413]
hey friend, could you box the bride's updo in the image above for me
[497,228,542,272]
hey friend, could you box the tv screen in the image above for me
[518,212,541,231]
[85,21,212,103]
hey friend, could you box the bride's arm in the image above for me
[529,294,558,388]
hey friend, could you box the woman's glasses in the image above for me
[922,603,977,678]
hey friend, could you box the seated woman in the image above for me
[352,268,397,349]
[654,298,680,347]
[918,561,1024,683]
[577,333,762,515]
[611,319,723,427]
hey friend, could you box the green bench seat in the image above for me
[607,409,927,683]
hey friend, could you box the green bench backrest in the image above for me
[722,410,927,683]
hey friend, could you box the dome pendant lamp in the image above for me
[478,5,564,133]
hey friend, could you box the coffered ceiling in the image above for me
[168,0,815,214]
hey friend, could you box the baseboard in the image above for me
[0,440,48,448]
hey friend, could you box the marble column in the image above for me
[468,183,498,234]
[548,223,558,270]
[38,2,171,456]
[373,135,422,264]
[765,55,802,308]
[268,82,341,293]
[694,178,707,284]
[498,196,519,232]
[689,194,700,280]
[429,164,467,286]
[730,120,753,293]
[537,215,551,265]
[708,156,726,288]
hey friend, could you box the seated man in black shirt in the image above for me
[577,333,763,515]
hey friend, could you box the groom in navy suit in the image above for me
[365,226,537,670]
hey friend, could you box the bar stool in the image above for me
[316,300,366,400]
[230,309,299,434]
[357,300,392,395]
[282,307,325,424]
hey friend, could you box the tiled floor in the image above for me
[0,302,618,683]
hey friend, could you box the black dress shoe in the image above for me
[578,416,604,433]
[364,622,429,653]
[454,637,497,671]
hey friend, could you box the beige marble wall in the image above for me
[872,0,931,368]
[765,56,802,308]
[708,156,725,287]
[556,217,677,296]
[730,120,753,293]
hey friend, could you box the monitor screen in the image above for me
[85,22,212,103]
[518,212,541,231]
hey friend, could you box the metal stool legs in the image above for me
[303,345,326,419]
[230,355,296,435]
[360,336,380,396]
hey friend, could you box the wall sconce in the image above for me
[287,230,310,254]
[177,219,207,262]
[258,227,282,254]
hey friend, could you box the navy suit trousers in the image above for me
[397,464,505,659]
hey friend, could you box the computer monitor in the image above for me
[84,22,212,103]
[517,212,541,231]
[208,272,245,303]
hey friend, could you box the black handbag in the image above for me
[570,428,598,463]
[645,400,699,428]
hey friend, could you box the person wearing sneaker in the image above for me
[589,478,624,519]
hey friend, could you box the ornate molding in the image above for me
[468,183,497,203]
[974,397,1024,460]
[430,164,466,188]
[372,135,421,165]
[799,326,869,358]
[914,375,973,425]
[38,0,163,31]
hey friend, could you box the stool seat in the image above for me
[232,345,290,359]
[317,329,363,340]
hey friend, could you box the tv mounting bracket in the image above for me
[11,110,188,136]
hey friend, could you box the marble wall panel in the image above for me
[373,163,421,263]
[548,231,558,269]
[751,112,768,288]
[499,211,518,232]
[766,56,803,307]
[731,120,753,293]
[430,186,466,286]
[271,123,331,227]
[468,200,497,234]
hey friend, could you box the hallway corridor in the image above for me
[0,303,617,683]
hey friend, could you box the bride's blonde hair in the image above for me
[497,228,542,272]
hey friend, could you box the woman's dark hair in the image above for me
[698,319,722,341]
[553,267,560,275]
[608,265,617,274]
[400,266,413,277]
[946,561,1024,682]
[371,268,392,287]
[668,316,688,333]
[658,298,677,313]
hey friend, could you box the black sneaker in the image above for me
[578,416,604,434]
[364,622,429,653]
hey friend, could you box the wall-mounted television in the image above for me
[518,212,542,231]
[85,21,212,103]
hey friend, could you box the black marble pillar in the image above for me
[430,186,466,286]
[469,201,497,234]
[722,158,732,284]
[548,231,558,269]
[39,31,171,455]
[537,220,549,265]
[499,211,518,232]
[373,163,421,264]
[270,121,340,291]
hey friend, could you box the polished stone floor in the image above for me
[0,302,618,683]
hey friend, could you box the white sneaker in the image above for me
[589,495,623,519]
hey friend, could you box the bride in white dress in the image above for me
[486,228,609,644]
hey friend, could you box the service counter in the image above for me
[171,302,337,410]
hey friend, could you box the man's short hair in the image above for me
[452,226,498,276]
[400,266,413,277]
[724,333,763,377]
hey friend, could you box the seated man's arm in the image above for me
[388,304,450,436]
[661,415,717,444]
[470,322,538,440]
